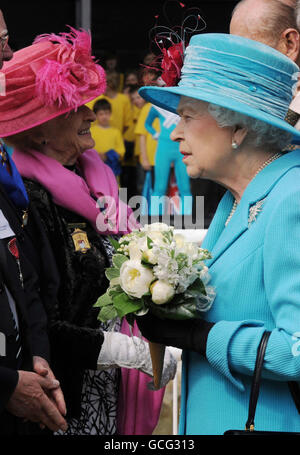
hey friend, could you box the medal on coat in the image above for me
[71,228,91,253]
[7,237,24,288]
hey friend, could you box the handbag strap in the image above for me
[245,330,300,431]
[245,331,271,431]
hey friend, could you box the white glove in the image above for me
[97,331,177,389]
[152,132,160,140]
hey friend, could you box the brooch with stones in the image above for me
[248,198,266,228]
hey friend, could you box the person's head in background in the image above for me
[143,52,156,66]
[93,99,112,128]
[128,84,146,109]
[105,52,120,72]
[230,0,300,66]
[124,69,139,86]
[105,71,120,95]
[123,70,139,96]
[0,10,13,70]
[140,67,162,86]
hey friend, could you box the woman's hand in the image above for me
[136,312,214,356]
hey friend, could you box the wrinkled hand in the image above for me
[6,370,68,433]
[136,312,214,356]
[33,356,67,418]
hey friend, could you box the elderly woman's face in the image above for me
[0,11,13,69]
[39,105,96,165]
[171,97,232,179]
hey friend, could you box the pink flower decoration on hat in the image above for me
[160,42,184,87]
[34,27,106,109]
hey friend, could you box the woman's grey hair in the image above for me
[207,103,292,150]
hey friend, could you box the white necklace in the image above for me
[225,152,282,227]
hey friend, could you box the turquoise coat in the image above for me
[179,150,300,435]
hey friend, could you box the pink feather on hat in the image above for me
[0,26,107,137]
[34,26,106,110]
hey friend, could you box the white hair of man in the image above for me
[295,0,300,30]
[231,0,298,50]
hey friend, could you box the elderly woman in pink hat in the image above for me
[0,28,176,435]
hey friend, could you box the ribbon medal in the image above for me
[7,237,24,288]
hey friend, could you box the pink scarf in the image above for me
[13,147,139,234]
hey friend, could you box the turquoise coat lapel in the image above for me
[203,149,300,268]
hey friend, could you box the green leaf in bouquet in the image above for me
[105,267,120,281]
[112,253,128,269]
[113,292,144,318]
[98,304,118,322]
[186,277,206,296]
[162,230,173,244]
[94,292,113,308]
[108,285,123,297]
[149,297,200,320]
[147,236,153,249]
[108,236,121,252]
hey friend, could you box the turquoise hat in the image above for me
[139,33,300,141]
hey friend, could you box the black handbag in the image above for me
[224,330,300,435]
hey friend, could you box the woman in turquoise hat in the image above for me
[137,33,300,434]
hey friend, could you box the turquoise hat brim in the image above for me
[139,85,300,144]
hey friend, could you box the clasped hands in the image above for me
[6,356,68,433]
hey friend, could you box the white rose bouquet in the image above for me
[94,222,215,387]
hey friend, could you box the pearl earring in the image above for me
[232,141,238,150]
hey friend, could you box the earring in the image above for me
[232,141,238,150]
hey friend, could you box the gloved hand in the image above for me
[136,313,214,357]
[97,331,177,389]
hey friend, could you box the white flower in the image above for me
[150,280,175,305]
[142,222,173,233]
[174,234,185,248]
[127,241,143,261]
[142,248,158,265]
[119,260,154,298]
[181,242,199,261]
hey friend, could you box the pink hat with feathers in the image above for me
[0,27,106,137]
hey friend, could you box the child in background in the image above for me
[87,72,132,136]
[90,99,125,179]
[120,85,146,199]
[134,101,159,196]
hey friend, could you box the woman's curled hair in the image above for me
[208,103,292,150]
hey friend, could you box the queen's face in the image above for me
[171,97,233,180]
[39,105,96,165]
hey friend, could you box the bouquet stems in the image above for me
[149,342,166,389]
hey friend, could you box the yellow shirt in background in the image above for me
[90,124,125,158]
[134,103,159,166]
[124,104,142,153]
[86,93,132,134]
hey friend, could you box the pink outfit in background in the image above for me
[118,319,165,435]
